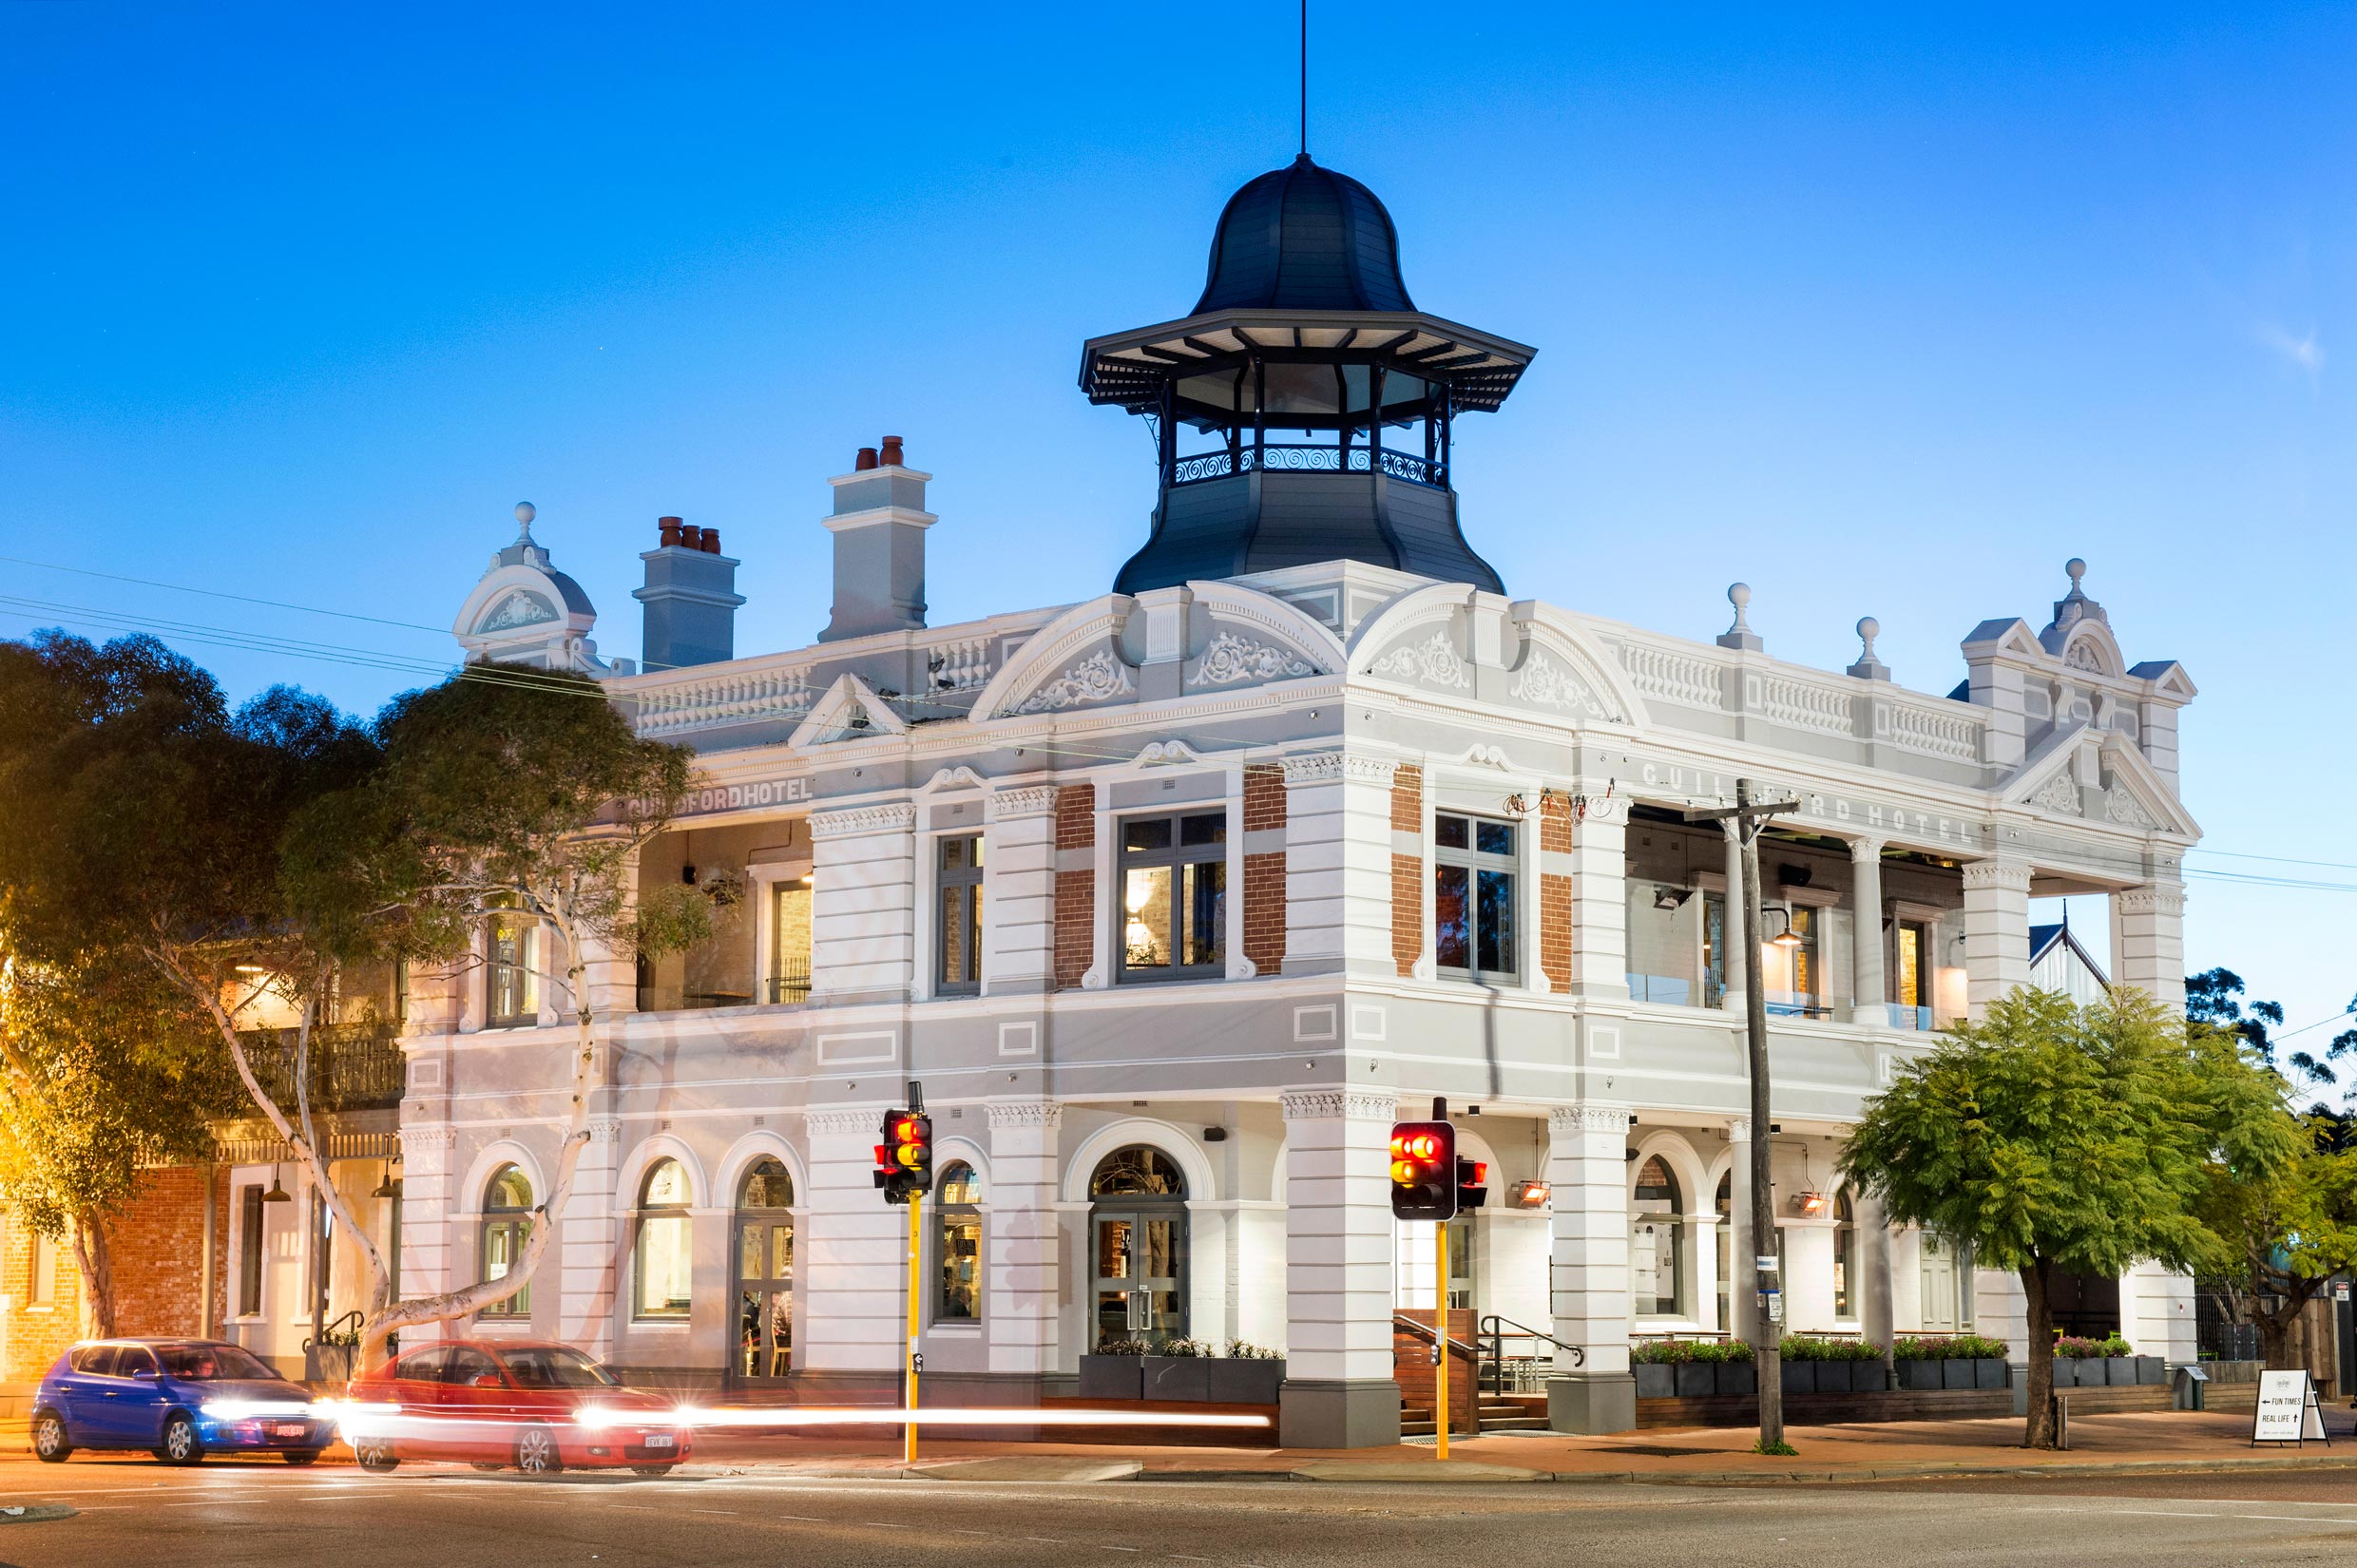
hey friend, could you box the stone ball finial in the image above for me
[2065,556,2086,589]
[1857,615,1880,645]
[1728,582,1752,610]
[1716,582,1763,651]
[515,502,536,526]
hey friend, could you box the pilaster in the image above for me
[1280,754,1398,980]
[556,1119,621,1356]
[1856,1186,1895,1371]
[1962,859,2034,1018]
[984,1100,1062,1377]
[1275,1086,1401,1447]
[2111,882,2187,1015]
[982,788,1059,995]
[1847,837,1888,1025]
[1563,790,1628,998]
[1545,1102,1635,1436]
[796,1107,903,1376]
[810,803,917,1005]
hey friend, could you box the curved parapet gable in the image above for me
[1504,602,1646,728]
[968,594,1141,722]
[1181,579,1348,693]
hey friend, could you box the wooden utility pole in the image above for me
[1688,777,1800,1451]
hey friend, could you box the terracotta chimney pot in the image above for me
[701,528,722,554]
[659,515,683,547]
[879,435,905,468]
[855,447,878,470]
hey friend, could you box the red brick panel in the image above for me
[109,1166,219,1339]
[1539,790,1574,853]
[1242,852,1287,972]
[1389,764,1424,976]
[1054,869,1094,989]
[1056,782,1096,851]
[1541,872,1575,994]
[1389,762,1423,832]
[1242,762,1287,832]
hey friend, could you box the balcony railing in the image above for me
[237,1023,406,1115]
[1172,443,1447,488]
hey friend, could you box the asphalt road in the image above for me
[7,1457,2357,1568]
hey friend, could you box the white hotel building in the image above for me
[390,154,2198,1445]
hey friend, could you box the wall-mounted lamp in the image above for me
[1513,1179,1551,1210]
[1762,908,1805,949]
[1793,1190,1830,1216]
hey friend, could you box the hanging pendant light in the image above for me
[371,1157,400,1200]
[262,1164,292,1203]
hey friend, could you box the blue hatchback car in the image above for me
[32,1339,334,1465]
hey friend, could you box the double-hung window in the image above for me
[486,905,538,1027]
[1118,812,1227,981]
[1433,813,1519,982]
[936,835,985,994]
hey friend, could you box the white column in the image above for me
[574,843,639,1018]
[1784,1224,1836,1331]
[1857,1187,1895,1367]
[1565,792,1628,997]
[2111,882,2187,1015]
[1720,825,1749,1015]
[1726,1117,1755,1343]
[1546,1103,1635,1434]
[1280,754,1397,979]
[1847,837,1888,1025]
[394,1127,457,1313]
[555,1119,621,1357]
[1276,1087,1400,1447]
[1693,1214,1721,1332]
[809,803,917,1005]
[796,1108,903,1384]
[983,789,1059,995]
[1961,858,2034,1019]
[984,1100,1060,1379]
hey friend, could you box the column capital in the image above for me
[984,1099,1063,1130]
[985,786,1060,822]
[585,1119,623,1145]
[1960,858,2034,893]
[1548,1103,1632,1137]
[1724,1116,1752,1141]
[1847,835,1889,862]
[1279,1086,1399,1123]
[810,801,917,839]
[1279,751,1397,789]
[805,1107,885,1138]
[2115,883,2187,917]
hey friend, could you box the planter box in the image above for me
[1143,1356,1212,1402]
[1716,1362,1756,1397]
[1633,1364,1677,1400]
[1977,1358,2010,1390]
[1898,1360,1944,1392]
[1078,1355,1142,1401]
[1207,1358,1285,1405]
[304,1344,355,1385]
[1675,1364,1716,1398]
[1942,1358,1978,1391]
[1780,1360,1818,1395]
[2135,1356,2164,1386]
[2051,1360,2080,1388]
[2104,1356,2135,1387]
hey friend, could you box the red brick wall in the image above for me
[2,1219,84,1379]
[2,1164,226,1378]
[1053,783,1096,990]
[1393,1308,1478,1428]
[1540,794,1575,994]
[1389,764,1423,977]
[1241,763,1287,973]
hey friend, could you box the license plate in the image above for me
[642,1434,674,1448]
[274,1424,309,1438]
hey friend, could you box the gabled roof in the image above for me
[2029,922,2111,986]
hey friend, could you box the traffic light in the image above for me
[1454,1157,1489,1212]
[1389,1120,1456,1220]
[873,1109,932,1204]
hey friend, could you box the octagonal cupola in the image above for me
[1081,153,1535,596]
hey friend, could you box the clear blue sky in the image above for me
[5,5,2352,1063]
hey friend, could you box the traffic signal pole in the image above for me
[905,1186,923,1464]
[1434,1219,1450,1461]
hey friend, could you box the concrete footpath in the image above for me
[673,1408,2357,1486]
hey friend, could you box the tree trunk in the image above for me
[2021,1259,2056,1449]
[70,1214,116,1340]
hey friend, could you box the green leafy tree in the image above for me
[282,662,709,1367]
[2192,1101,2357,1370]
[1838,988,2295,1448]
[0,948,223,1335]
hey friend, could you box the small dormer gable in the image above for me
[452,503,614,674]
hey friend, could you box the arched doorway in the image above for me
[1088,1145,1187,1346]
[733,1158,795,1384]
[1631,1156,1685,1319]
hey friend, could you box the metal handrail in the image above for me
[303,1310,365,1351]
[1479,1312,1585,1392]
[1392,1310,1482,1361]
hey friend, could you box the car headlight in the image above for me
[200,1399,314,1421]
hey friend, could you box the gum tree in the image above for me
[282,660,710,1368]
[1838,987,2293,1449]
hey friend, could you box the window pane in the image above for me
[636,1214,693,1317]
[1122,818,1172,853]
[1122,866,1173,968]
[1178,813,1225,848]
[939,884,977,986]
[642,1158,691,1208]
[770,881,813,1004]
[1182,860,1225,967]
[1098,1218,1134,1279]
[1141,1217,1177,1280]
[739,1225,762,1280]
[1475,819,1514,856]
[773,1224,795,1280]
[1477,868,1516,973]
[939,835,977,872]
[1435,813,1468,850]
[937,1214,981,1319]
[1434,865,1470,969]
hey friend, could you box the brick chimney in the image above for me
[634,516,746,671]
[818,435,932,643]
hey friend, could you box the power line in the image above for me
[0,554,448,635]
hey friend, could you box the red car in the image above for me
[341,1339,692,1476]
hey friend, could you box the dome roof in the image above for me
[1193,154,1415,315]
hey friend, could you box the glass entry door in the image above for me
[1093,1209,1183,1345]
[734,1214,794,1382]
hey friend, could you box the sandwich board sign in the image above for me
[2251,1369,2330,1446]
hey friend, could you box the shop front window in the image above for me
[1631,1156,1685,1317]
[633,1158,694,1320]
[1434,813,1518,983]
[935,1162,982,1321]
[479,1164,533,1317]
[1118,813,1226,981]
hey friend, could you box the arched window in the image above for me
[1834,1190,1858,1320]
[479,1164,532,1318]
[1715,1170,1731,1329]
[935,1162,983,1321]
[1631,1156,1686,1318]
[735,1158,794,1381]
[1088,1145,1188,1345]
[633,1158,694,1321]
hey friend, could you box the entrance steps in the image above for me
[1400,1393,1549,1437]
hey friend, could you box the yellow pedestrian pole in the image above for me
[906,1189,923,1465]
[1434,1220,1449,1461]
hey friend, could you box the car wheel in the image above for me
[31,1410,72,1463]
[631,1464,676,1477]
[354,1438,400,1473]
[284,1449,324,1466]
[512,1425,562,1477]
[158,1412,206,1466]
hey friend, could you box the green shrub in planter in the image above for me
[1209,1344,1285,1405]
[1143,1338,1215,1402]
[1081,1339,1147,1400]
